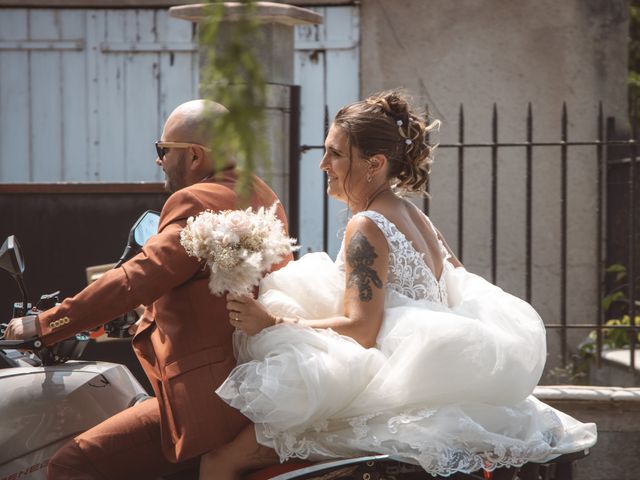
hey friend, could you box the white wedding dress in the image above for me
[216,210,597,476]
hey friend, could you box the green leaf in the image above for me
[602,290,626,311]
[199,0,268,198]
[606,264,627,283]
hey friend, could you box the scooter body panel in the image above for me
[0,360,148,478]
[0,440,66,480]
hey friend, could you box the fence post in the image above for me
[491,104,498,284]
[596,103,604,369]
[526,103,533,303]
[560,103,568,367]
[628,104,637,375]
[458,104,465,262]
[288,85,301,242]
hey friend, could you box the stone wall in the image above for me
[358,0,629,373]
[535,385,640,480]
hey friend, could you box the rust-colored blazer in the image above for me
[37,171,292,462]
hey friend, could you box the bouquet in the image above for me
[180,203,298,295]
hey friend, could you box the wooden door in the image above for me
[0,8,198,182]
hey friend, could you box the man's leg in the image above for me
[48,397,198,480]
[199,424,278,480]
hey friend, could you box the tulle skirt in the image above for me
[216,253,597,476]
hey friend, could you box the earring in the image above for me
[366,170,373,183]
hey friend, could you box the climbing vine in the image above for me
[199,0,268,195]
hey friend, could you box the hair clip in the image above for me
[396,120,403,126]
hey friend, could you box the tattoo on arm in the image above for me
[346,231,383,302]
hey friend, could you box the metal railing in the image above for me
[431,103,638,374]
[295,100,639,379]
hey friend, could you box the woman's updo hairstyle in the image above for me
[333,90,440,195]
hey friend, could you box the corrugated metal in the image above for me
[0,8,198,182]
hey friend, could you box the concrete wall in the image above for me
[535,385,640,480]
[359,0,629,374]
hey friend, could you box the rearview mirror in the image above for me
[133,210,161,247]
[0,235,29,316]
[114,210,161,268]
[0,235,25,277]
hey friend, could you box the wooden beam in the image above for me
[0,1,195,7]
[0,1,356,9]
[0,183,167,194]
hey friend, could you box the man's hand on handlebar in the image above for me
[3,315,38,340]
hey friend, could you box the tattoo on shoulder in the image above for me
[346,231,383,302]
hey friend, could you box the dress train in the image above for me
[216,253,597,475]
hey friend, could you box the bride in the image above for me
[199,91,597,479]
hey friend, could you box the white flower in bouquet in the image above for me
[180,203,298,295]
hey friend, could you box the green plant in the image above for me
[580,315,640,355]
[579,264,640,357]
[199,0,268,196]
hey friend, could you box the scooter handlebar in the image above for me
[0,324,90,366]
[0,337,44,350]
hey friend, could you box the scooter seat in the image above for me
[245,460,313,480]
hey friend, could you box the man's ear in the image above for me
[188,145,206,172]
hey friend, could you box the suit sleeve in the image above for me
[36,188,212,346]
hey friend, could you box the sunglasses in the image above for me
[155,141,212,160]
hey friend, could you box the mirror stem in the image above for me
[15,275,29,316]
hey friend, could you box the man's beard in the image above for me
[165,153,188,192]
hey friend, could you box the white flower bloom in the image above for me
[224,210,253,237]
[180,202,299,295]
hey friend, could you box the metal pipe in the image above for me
[491,104,498,284]
[560,102,568,366]
[629,99,638,374]
[423,104,431,216]
[596,102,604,368]
[302,139,635,152]
[322,105,329,254]
[436,140,636,148]
[458,104,465,262]
[526,103,533,303]
[545,324,635,329]
[288,85,301,245]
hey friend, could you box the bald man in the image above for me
[4,100,293,479]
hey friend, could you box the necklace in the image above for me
[363,185,393,211]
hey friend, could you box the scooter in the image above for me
[0,212,587,480]
[0,211,159,480]
[250,449,589,480]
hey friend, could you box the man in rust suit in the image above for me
[5,99,293,479]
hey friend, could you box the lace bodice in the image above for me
[342,210,450,305]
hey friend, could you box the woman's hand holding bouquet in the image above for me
[180,202,297,334]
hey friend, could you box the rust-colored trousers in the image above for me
[48,398,198,480]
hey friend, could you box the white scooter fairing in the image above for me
[0,215,159,480]
[0,356,148,480]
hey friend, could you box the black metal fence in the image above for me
[296,101,639,380]
[434,103,638,377]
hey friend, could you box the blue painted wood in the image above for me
[0,8,198,183]
[294,5,360,258]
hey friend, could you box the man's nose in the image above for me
[155,157,162,167]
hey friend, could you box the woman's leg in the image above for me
[199,423,279,480]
